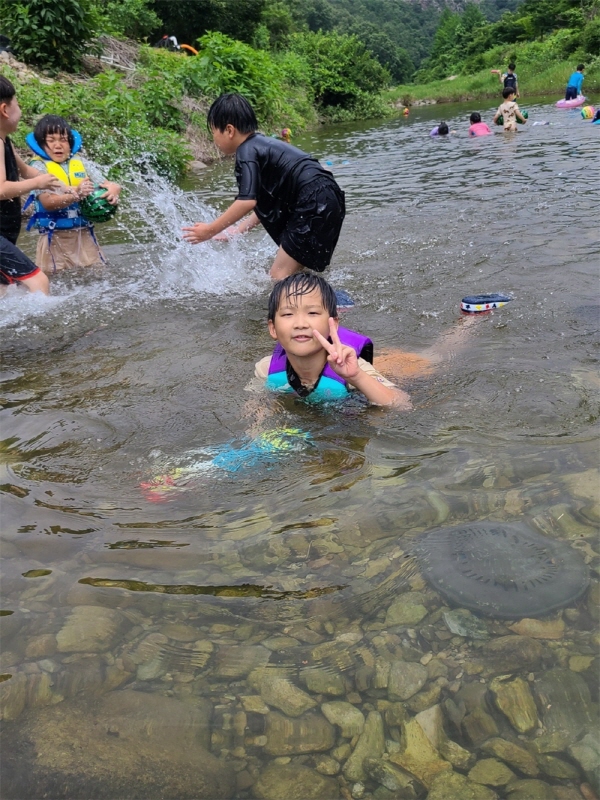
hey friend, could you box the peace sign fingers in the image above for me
[313,318,341,362]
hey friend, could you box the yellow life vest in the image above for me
[30,156,88,187]
[27,156,89,233]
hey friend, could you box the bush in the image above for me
[98,0,161,40]
[0,0,99,72]
[7,66,191,179]
[582,15,600,55]
[288,31,390,108]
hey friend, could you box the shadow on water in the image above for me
[1,100,599,799]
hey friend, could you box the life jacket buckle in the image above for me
[47,220,56,230]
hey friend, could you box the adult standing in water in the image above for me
[182,93,346,281]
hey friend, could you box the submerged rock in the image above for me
[490,676,539,733]
[569,732,600,792]
[363,757,423,797]
[0,690,233,800]
[427,769,498,800]
[389,718,451,787]
[481,635,544,674]
[388,661,428,701]
[253,764,339,799]
[385,593,428,626]
[443,608,489,639]
[508,616,565,639]
[535,668,596,739]
[250,669,317,717]
[321,701,365,738]
[481,738,539,777]
[506,778,555,799]
[264,710,335,756]
[343,710,385,782]
[468,758,515,786]
[56,605,125,653]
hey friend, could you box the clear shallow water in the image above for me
[0,100,598,800]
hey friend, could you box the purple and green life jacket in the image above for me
[266,326,374,401]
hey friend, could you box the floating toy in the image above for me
[556,96,586,108]
[281,128,292,143]
[140,429,313,501]
[79,186,118,224]
[403,107,410,116]
[461,294,512,313]
[495,109,528,126]
[581,105,596,119]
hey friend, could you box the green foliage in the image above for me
[582,14,600,53]
[6,65,190,179]
[149,0,266,45]
[416,0,598,83]
[256,0,297,49]
[0,0,99,71]
[97,0,161,40]
[288,31,390,108]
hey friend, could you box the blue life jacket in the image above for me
[266,327,374,402]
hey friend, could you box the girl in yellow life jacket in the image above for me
[26,115,121,274]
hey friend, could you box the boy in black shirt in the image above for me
[182,93,345,281]
[0,76,61,294]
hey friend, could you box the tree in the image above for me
[0,0,98,71]
[150,0,265,45]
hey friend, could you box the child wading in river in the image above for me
[182,94,346,281]
[494,88,527,132]
[27,114,120,274]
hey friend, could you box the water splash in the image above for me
[1,156,273,333]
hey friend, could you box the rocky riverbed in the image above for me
[1,463,598,800]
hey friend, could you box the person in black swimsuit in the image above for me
[182,93,345,281]
[0,76,60,294]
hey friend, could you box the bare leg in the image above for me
[269,246,304,281]
[21,271,50,295]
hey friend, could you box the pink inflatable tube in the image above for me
[555,96,586,108]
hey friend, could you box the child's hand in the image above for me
[98,181,120,204]
[313,318,360,381]
[182,222,215,244]
[76,178,95,199]
[33,173,62,192]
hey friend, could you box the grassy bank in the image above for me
[386,59,600,106]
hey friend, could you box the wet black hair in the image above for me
[268,273,338,321]
[470,112,481,124]
[438,122,449,135]
[206,93,258,134]
[34,114,75,151]
[502,87,516,99]
[508,63,516,70]
[0,75,16,104]
[577,64,585,71]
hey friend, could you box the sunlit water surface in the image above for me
[1,100,598,800]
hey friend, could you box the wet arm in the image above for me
[348,369,413,409]
[0,141,49,199]
[207,199,257,236]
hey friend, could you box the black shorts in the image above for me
[0,235,40,285]
[565,86,578,101]
[280,177,346,272]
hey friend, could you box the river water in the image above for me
[1,100,598,799]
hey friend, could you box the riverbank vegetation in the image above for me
[0,0,598,179]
